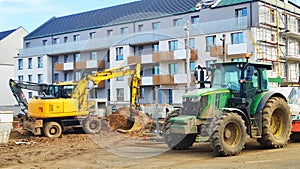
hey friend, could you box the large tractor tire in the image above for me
[43,121,62,138]
[163,109,197,150]
[83,117,102,134]
[210,113,247,156]
[258,97,291,148]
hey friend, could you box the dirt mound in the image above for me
[108,107,134,130]
[107,107,155,133]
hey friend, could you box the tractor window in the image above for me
[212,67,240,90]
[252,69,258,88]
[261,69,269,90]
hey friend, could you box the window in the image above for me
[236,8,247,17]
[28,92,33,99]
[116,88,124,101]
[205,35,216,51]
[107,51,110,62]
[173,18,183,26]
[42,40,47,46]
[75,72,81,81]
[134,46,143,55]
[271,34,275,41]
[298,19,300,33]
[152,22,160,30]
[89,32,96,39]
[28,58,32,69]
[74,53,80,62]
[121,27,128,35]
[73,34,80,42]
[270,9,275,22]
[186,38,195,49]
[138,24,143,32]
[25,42,31,48]
[169,40,178,51]
[64,55,68,63]
[140,87,145,99]
[108,89,111,101]
[54,73,59,82]
[38,57,43,68]
[169,63,178,74]
[18,75,23,82]
[53,56,58,64]
[107,29,113,37]
[116,47,124,60]
[191,16,200,24]
[152,44,159,52]
[38,74,43,83]
[231,32,243,44]
[153,65,160,75]
[18,59,23,70]
[90,51,97,60]
[64,36,68,43]
[190,62,195,72]
[168,89,173,104]
[64,72,68,81]
[28,75,32,82]
[53,38,59,44]
[206,60,217,75]
[232,58,245,62]
[116,76,124,81]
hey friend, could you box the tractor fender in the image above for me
[221,108,251,134]
[256,91,287,114]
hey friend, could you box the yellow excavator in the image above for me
[10,63,141,138]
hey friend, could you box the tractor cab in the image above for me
[210,61,272,99]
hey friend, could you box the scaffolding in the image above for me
[256,0,300,82]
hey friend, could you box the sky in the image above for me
[0,0,300,33]
[0,0,139,32]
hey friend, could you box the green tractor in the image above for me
[163,59,292,156]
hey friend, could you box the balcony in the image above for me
[210,43,247,58]
[54,60,105,71]
[128,49,198,64]
[153,75,174,85]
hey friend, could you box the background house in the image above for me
[0,27,28,106]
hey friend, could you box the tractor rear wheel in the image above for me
[43,121,62,138]
[210,113,246,156]
[163,109,197,150]
[258,97,291,148]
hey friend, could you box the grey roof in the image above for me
[25,0,201,40]
[0,29,16,41]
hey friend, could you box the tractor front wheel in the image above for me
[258,97,291,148]
[210,113,246,156]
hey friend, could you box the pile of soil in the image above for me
[107,107,155,133]
[108,107,134,130]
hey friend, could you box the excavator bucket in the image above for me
[108,107,154,133]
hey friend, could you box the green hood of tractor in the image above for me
[183,88,230,98]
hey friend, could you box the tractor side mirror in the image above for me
[245,66,254,81]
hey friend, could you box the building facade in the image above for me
[17,0,300,105]
[0,27,28,106]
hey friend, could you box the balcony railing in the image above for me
[128,49,198,64]
[210,43,247,58]
[153,75,174,85]
[54,60,105,71]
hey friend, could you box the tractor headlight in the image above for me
[182,97,187,102]
[191,97,200,102]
